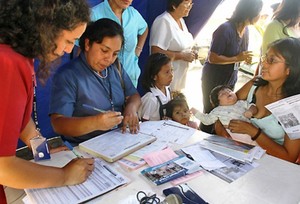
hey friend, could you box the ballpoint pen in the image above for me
[64,141,83,158]
[82,104,106,113]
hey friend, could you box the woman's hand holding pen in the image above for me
[95,111,123,131]
[62,158,95,185]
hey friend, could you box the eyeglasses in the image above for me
[182,2,194,9]
[261,55,287,65]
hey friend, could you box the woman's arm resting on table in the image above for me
[0,155,94,189]
[51,112,123,137]
[229,119,300,163]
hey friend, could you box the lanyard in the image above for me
[93,69,115,111]
[33,83,40,131]
[80,54,115,111]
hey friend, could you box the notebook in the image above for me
[79,128,156,162]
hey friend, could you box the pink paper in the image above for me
[143,147,178,167]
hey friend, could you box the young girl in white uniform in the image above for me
[138,53,173,121]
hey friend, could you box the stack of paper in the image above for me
[79,128,156,162]
[199,135,265,162]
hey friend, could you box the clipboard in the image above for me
[79,129,156,162]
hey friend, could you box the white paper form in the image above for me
[131,140,169,158]
[79,128,156,162]
[266,94,300,139]
[25,159,128,204]
[182,145,226,171]
[34,150,77,168]
[152,120,196,144]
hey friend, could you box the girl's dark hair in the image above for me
[209,85,233,108]
[255,37,300,97]
[229,0,263,25]
[167,0,184,12]
[0,0,90,81]
[273,0,300,36]
[79,18,124,51]
[141,53,171,91]
[165,93,188,118]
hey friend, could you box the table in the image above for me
[5,130,300,204]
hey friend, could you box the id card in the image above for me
[30,136,51,161]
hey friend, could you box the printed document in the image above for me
[265,94,300,139]
[25,159,128,204]
[79,128,156,162]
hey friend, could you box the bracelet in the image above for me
[252,128,262,141]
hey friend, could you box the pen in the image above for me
[163,122,189,130]
[64,141,82,158]
[82,104,106,113]
[123,142,141,150]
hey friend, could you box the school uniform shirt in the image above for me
[150,11,194,91]
[91,0,148,87]
[49,53,137,145]
[138,87,171,121]
[0,44,35,204]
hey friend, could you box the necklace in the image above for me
[94,68,108,79]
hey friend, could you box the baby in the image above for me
[165,92,198,129]
[190,85,258,144]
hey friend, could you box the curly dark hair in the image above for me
[0,0,90,81]
[141,53,171,92]
[255,37,300,97]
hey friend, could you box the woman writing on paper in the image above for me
[0,1,94,203]
[49,19,141,145]
[228,38,300,163]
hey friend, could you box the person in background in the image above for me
[150,0,195,93]
[90,0,148,87]
[200,0,263,133]
[0,1,94,203]
[261,0,300,56]
[228,37,300,163]
[138,53,173,121]
[165,93,198,129]
[50,19,141,145]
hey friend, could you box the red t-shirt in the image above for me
[0,44,35,203]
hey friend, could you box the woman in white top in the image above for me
[149,0,195,92]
